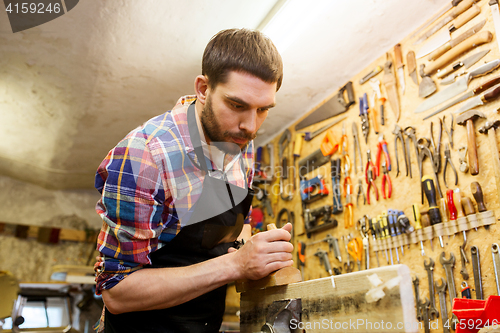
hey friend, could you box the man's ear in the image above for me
[194,75,209,105]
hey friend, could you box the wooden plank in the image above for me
[240,264,417,333]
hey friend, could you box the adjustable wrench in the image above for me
[424,258,439,319]
[412,276,424,321]
[471,245,483,299]
[435,278,450,333]
[492,243,500,295]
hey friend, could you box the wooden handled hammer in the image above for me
[479,119,500,201]
[456,110,485,176]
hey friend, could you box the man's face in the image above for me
[200,71,277,151]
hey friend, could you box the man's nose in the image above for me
[239,110,257,134]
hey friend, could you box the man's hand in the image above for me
[229,223,293,281]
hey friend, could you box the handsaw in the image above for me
[295,82,355,131]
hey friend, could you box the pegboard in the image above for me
[252,0,500,331]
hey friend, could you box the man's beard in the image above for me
[200,95,257,154]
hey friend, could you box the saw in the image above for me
[295,82,355,131]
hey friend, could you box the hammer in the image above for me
[456,110,485,176]
[479,119,500,201]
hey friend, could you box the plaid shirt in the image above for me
[94,95,254,294]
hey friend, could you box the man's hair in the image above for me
[202,28,283,91]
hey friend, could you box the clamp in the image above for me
[375,134,391,177]
[381,161,392,199]
[443,143,458,188]
[392,124,408,177]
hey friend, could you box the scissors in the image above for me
[348,236,363,271]
[342,235,354,273]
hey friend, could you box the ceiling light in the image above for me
[259,0,335,53]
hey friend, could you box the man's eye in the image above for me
[231,103,243,109]
[258,108,269,113]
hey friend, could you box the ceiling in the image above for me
[0,0,449,190]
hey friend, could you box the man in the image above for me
[93,28,293,332]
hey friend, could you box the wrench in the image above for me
[460,245,469,280]
[419,298,431,333]
[492,243,500,295]
[424,258,439,320]
[440,252,457,301]
[471,245,483,300]
[412,276,424,321]
[435,278,450,333]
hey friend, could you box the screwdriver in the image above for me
[388,209,401,262]
[297,241,306,280]
[420,211,433,250]
[381,212,394,265]
[412,204,426,256]
[439,197,450,240]
[461,196,478,231]
[471,181,489,230]
[394,210,406,255]
[375,215,389,264]
[446,189,465,244]
[396,210,411,253]
[453,189,470,240]
[422,175,444,248]
[369,217,380,267]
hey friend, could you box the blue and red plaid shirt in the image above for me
[94,95,254,294]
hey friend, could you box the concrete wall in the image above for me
[0,175,102,282]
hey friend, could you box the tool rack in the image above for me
[248,1,500,332]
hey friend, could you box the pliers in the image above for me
[365,150,379,205]
[375,134,391,177]
[356,178,366,206]
[381,161,392,199]
[443,143,458,188]
[430,119,442,173]
[365,149,377,184]
[443,114,454,149]
[392,124,408,177]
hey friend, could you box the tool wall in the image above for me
[252,0,500,331]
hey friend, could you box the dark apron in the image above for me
[104,102,253,333]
